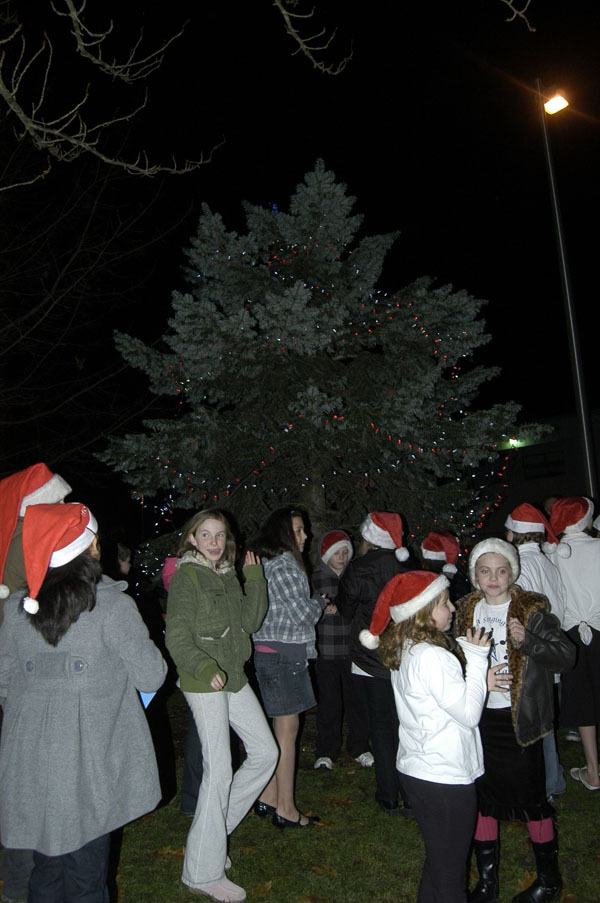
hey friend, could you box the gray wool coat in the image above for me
[0,575,167,856]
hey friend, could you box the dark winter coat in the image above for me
[455,586,575,746]
[337,548,412,678]
[0,576,166,856]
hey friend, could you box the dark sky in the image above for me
[130,0,600,420]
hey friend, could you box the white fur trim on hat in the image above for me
[0,584,10,600]
[468,538,519,588]
[421,548,446,562]
[389,573,449,624]
[361,515,396,549]
[504,515,544,533]
[49,512,98,568]
[19,474,72,516]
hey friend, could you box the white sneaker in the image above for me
[187,877,246,901]
[565,729,581,742]
[355,752,374,768]
[314,756,333,770]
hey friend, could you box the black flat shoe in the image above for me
[253,800,276,818]
[272,812,320,829]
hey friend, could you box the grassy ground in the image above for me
[117,691,597,902]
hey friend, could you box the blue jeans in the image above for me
[28,835,110,903]
[543,730,566,797]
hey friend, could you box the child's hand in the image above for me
[244,551,261,567]
[324,603,338,615]
[465,626,492,647]
[487,663,513,692]
[508,617,525,648]
[210,673,226,691]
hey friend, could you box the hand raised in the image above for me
[508,617,525,648]
[465,626,492,647]
[244,550,261,567]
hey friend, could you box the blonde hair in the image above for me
[177,509,236,566]
[379,593,465,671]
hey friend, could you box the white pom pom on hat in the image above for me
[359,571,449,649]
[360,511,408,561]
[0,584,10,600]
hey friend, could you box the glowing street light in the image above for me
[536,79,597,498]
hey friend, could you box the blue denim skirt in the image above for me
[254,652,316,717]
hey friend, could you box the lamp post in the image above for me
[536,78,597,499]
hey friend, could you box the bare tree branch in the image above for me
[500,0,535,31]
[272,0,352,75]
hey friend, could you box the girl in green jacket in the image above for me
[166,509,278,903]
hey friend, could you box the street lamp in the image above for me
[536,79,597,499]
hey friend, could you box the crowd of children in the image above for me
[0,461,597,903]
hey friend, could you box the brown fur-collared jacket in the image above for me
[455,586,576,747]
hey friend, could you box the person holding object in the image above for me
[0,502,166,903]
[362,570,492,903]
[456,538,575,903]
[166,510,277,902]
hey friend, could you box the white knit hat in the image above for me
[468,538,519,589]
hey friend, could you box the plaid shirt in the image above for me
[312,562,351,660]
[253,552,324,658]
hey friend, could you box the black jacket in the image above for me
[337,548,414,679]
[455,586,576,746]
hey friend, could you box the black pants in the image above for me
[28,834,110,903]
[401,773,476,903]
[362,676,401,806]
[315,659,370,759]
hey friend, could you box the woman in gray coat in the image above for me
[0,502,166,903]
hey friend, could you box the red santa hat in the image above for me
[21,503,98,615]
[319,530,353,566]
[505,502,559,546]
[0,463,72,599]
[359,571,449,649]
[549,497,594,537]
[468,538,519,588]
[360,511,409,562]
[421,531,460,576]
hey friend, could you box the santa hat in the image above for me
[359,571,449,649]
[161,556,178,592]
[21,503,98,615]
[421,531,460,576]
[549,497,594,537]
[468,538,519,589]
[505,503,559,546]
[319,530,353,566]
[360,511,409,562]
[0,463,72,599]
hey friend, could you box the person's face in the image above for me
[430,591,455,632]
[292,515,307,552]
[329,547,349,572]
[475,553,512,604]
[189,518,227,562]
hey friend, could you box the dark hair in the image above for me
[177,508,236,566]
[252,507,306,569]
[510,531,545,546]
[25,552,102,647]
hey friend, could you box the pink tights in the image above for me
[474,813,554,844]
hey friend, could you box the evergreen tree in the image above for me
[102,161,540,538]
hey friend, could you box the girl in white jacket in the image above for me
[360,570,494,903]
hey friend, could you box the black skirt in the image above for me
[476,707,553,822]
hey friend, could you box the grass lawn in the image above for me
[117,691,597,902]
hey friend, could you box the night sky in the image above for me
[130,0,600,419]
[5,1,600,536]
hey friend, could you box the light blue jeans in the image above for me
[182,683,278,889]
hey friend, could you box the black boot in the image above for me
[512,840,562,902]
[469,840,499,902]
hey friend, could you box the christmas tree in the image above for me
[102,161,541,539]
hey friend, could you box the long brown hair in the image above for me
[177,509,236,566]
[379,594,466,671]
